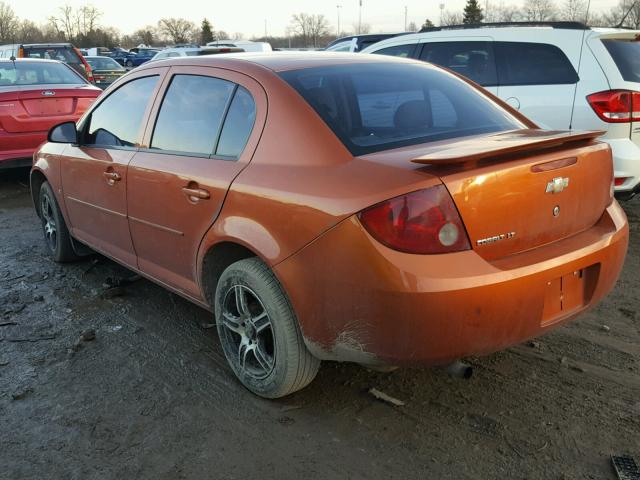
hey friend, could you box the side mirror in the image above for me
[48,121,78,144]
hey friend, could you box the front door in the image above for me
[126,66,266,298]
[60,71,165,265]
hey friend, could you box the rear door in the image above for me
[126,66,266,298]
[417,38,498,95]
[60,68,166,265]
[495,42,578,129]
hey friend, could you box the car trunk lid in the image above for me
[0,85,97,134]
[409,129,612,260]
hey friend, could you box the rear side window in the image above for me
[151,74,235,156]
[216,86,256,158]
[419,41,497,86]
[602,39,640,82]
[373,43,416,58]
[280,63,523,156]
[84,75,158,148]
[495,42,578,86]
[24,47,81,64]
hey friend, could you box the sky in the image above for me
[10,0,621,38]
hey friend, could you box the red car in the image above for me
[0,58,100,168]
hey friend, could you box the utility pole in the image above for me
[337,4,342,36]
[358,0,363,34]
[264,19,267,37]
[439,3,445,26]
[404,5,408,31]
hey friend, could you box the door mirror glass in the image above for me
[48,121,78,144]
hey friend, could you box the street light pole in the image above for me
[358,0,362,34]
[404,6,408,31]
[337,4,342,36]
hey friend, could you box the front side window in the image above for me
[419,41,497,86]
[151,74,235,156]
[84,75,158,148]
[281,63,523,156]
[373,43,416,58]
[495,42,578,86]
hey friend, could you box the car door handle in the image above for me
[103,171,121,183]
[182,187,210,200]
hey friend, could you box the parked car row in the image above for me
[0,22,633,399]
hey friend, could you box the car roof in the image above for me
[139,51,417,73]
[0,58,60,64]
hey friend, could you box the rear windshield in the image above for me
[86,57,124,70]
[602,39,640,82]
[280,63,523,155]
[0,62,86,86]
[24,47,81,64]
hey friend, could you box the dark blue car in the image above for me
[122,49,159,68]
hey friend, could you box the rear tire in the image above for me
[39,182,79,262]
[215,257,320,398]
[125,60,133,68]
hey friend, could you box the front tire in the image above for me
[39,182,78,262]
[125,60,133,68]
[215,257,320,398]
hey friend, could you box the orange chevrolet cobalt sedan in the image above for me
[31,53,628,398]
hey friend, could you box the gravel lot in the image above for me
[1,167,639,480]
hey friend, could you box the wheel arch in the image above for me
[199,241,262,307]
[30,168,48,217]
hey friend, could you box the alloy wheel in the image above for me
[220,284,275,380]
[40,194,57,252]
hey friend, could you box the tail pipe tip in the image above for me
[445,360,473,379]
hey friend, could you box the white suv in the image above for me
[362,22,640,199]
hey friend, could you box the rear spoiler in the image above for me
[411,129,604,166]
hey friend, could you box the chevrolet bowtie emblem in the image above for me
[545,177,569,194]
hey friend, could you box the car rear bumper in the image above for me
[0,130,46,164]
[607,137,640,196]
[274,201,629,366]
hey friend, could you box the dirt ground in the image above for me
[1,167,638,480]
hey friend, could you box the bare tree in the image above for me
[607,0,640,28]
[441,10,463,26]
[77,5,101,36]
[290,13,331,47]
[158,18,196,44]
[485,2,521,22]
[407,21,418,31]
[134,26,156,46]
[0,1,17,43]
[522,0,558,21]
[48,5,76,40]
[18,19,44,43]
[561,0,587,21]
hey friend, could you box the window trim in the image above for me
[78,73,161,150]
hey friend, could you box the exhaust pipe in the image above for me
[446,360,473,379]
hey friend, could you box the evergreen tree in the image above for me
[422,18,435,29]
[463,0,484,24]
[200,18,214,45]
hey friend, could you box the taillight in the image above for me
[586,90,640,123]
[615,177,630,186]
[358,185,470,254]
